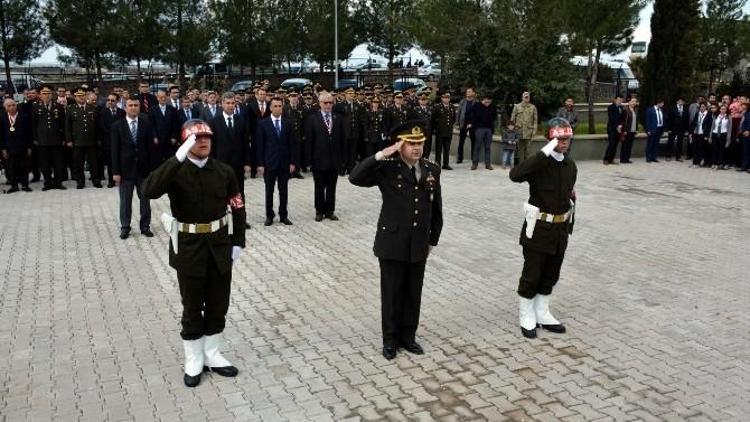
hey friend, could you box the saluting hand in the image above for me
[381,141,403,158]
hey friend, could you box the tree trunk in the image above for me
[177,1,184,88]
[95,51,103,83]
[587,42,602,135]
[0,0,13,92]
[136,57,142,80]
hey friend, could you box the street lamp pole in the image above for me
[334,0,339,89]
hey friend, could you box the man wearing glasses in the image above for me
[304,92,345,221]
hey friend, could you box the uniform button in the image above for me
[382,226,386,230]
[397,184,402,188]
[415,186,418,190]
[413,222,417,227]
[414,198,418,202]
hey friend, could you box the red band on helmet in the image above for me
[181,122,213,142]
[548,126,573,139]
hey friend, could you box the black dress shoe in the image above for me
[57,184,67,190]
[382,346,397,360]
[315,214,324,222]
[442,165,453,170]
[456,159,463,164]
[293,173,304,179]
[5,186,19,193]
[120,229,130,240]
[280,218,293,225]
[264,218,273,226]
[245,222,251,229]
[184,373,202,387]
[203,365,238,377]
[42,185,53,191]
[141,229,155,237]
[326,214,339,221]
[93,182,103,188]
[22,186,32,192]
[76,185,84,190]
[538,323,566,333]
[521,327,537,339]
[107,182,116,188]
[401,342,424,355]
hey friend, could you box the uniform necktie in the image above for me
[130,120,137,144]
[411,166,417,183]
[228,116,233,130]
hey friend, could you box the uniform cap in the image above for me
[73,87,86,96]
[391,121,426,143]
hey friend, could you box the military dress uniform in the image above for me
[32,92,67,190]
[335,94,363,173]
[66,89,102,188]
[349,122,443,359]
[433,95,456,168]
[142,121,247,387]
[384,102,409,146]
[509,118,577,339]
[364,105,386,157]
[284,98,306,178]
[409,100,434,158]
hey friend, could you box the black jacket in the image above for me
[111,114,157,180]
[0,111,32,153]
[32,102,66,146]
[607,103,622,132]
[142,157,246,276]
[304,111,345,171]
[210,113,251,171]
[149,104,179,144]
[255,116,299,170]
[668,105,690,134]
[510,151,577,255]
[349,155,443,263]
[99,107,126,151]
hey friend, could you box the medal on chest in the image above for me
[8,114,17,132]
[426,170,436,202]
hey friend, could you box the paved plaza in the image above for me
[1,160,749,421]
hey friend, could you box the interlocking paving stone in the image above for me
[1,160,749,421]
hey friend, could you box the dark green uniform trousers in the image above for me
[177,255,232,340]
[517,248,565,299]
[379,259,426,348]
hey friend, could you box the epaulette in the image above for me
[422,158,439,168]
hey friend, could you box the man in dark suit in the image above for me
[603,95,622,164]
[247,88,271,178]
[689,102,712,167]
[304,91,345,221]
[645,99,666,162]
[666,97,690,162]
[200,91,220,122]
[111,98,157,239]
[135,81,156,114]
[209,92,251,227]
[176,96,198,128]
[149,90,179,163]
[349,121,443,360]
[100,93,126,187]
[256,97,299,226]
[1,98,33,192]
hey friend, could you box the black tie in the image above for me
[411,166,417,183]
[228,117,233,130]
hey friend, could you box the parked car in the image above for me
[393,78,427,93]
[418,64,442,79]
[230,80,254,93]
[280,78,313,91]
[0,74,43,94]
[335,79,361,90]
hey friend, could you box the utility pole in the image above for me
[334,0,339,89]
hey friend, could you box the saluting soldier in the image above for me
[409,93,434,159]
[349,121,443,360]
[509,117,577,339]
[142,119,247,387]
[432,92,456,169]
[32,85,67,191]
[66,87,102,189]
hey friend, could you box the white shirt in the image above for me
[655,106,663,127]
[188,156,208,168]
[223,112,234,128]
[272,116,282,132]
[695,111,707,135]
[713,114,728,134]
[126,115,138,125]
[550,150,565,162]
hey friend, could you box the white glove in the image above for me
[541,138,559,157]
[175,134,196,162]
[231,246,242,262]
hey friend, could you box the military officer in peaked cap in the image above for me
[349,121,443,360]
[66,86,102,188]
